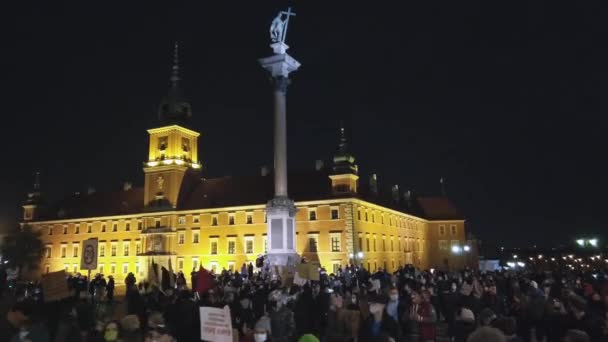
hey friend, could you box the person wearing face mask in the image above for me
[324,293,352,342]
[385,286,407,325]
[359,294,403,342]
[269,296,295,342]
[103,321,121,342]
[250,316,271,342]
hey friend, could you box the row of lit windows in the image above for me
[45,221,144,236]
[438,240,462,251]
[40,206,342,235]
[45,240,142,259]
[438,224,458,236]
[47,262,142,276]
[357,235,423,253]
[357,207,421,230]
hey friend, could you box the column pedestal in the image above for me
[265,196,299,271]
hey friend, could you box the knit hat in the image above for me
[457,308,475,323]
[120,315,140,332]
[298,334,320,342]
[254,315,272,334]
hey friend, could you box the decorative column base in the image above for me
[265,196,299,270]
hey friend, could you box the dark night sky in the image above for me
[2,2,608,247]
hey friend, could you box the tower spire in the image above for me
[338,120,348,153]
[170,42,180,89]
[158,42,192,125]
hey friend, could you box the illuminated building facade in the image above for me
[22,46,468,279]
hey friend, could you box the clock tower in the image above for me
[143,43,201,209]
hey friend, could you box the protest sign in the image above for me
[41,270,70,302]
[200,305,233,342]
[80,238,98,270]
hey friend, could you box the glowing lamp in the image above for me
[163,159,173,165]
[147,161,159,167]
[576,239,585,247]
[356,251,364,259]
[588,239,598,247]
[506,262,516,268]
[451,245,462,254]
[463,245,471,252]
[174,159,185,165]
[517,262,525,267]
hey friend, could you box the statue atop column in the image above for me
[269,7,296,49]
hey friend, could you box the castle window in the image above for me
[308,208,317,221]
[60,245,67,258]
[357,210,361,220]
[135,262,140,274]
[44,265,49,274]
[227,239,236,254]
[135,241,141,254]
[178,232,185,245]
[192,258,199,271]
[137,221,143,230]
[439,240,448,250]
[210,239,218,255]
[110,263,116,274]
[228,214,235,225]
[450,225,457,235]
[158,136,168,151]
[373,237,377,251]
[381,214,384,225]
[371,212,375,223]
[87,224,92,233]
[99,264,104,274]
[382,237,386,251]
[45,246,52,258]
[73,244,78,257]
[177,258,184,272]
[122,263,129,274]
[73,264,78,273]
[112,222,117,232]
[330,234,341,252]
[439,225,445,236]
[101,224,106,233]
[366,237,370,252]
[246,213,253,224]
[365,211,369,222]
[75,224,80,234]
[99,244,105,257]
[331,208,339,220]
[192,231,200,244]
[178,216,186,225]
[123,242,130,256]
[308,234,319,253]
[63,225,67,234]
[245,237,254,254]
[155,219,161,228]
[193,216,200,224]
[111,243,117,257]
[125,222,130,231]
[48,226,52,235]
[212,215,218,226]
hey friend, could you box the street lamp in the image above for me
[463,245,471,252]
[451,245,462,254]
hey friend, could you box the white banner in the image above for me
[199,305,232,342]
[80,238,98,270]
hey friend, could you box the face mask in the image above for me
[451,283,457,291]
[389,294,399,301]
[254,333,267,342]
[351,296,357,303]
[104,330,118,341]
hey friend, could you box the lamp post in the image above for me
[451,244,471,270]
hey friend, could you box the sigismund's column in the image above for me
[258,8,301,269]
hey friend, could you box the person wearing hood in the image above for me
[359,294,403,341]
[269,291,296,342]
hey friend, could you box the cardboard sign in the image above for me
[200,305,233,342]
[296,264,320,281]
[41,270,70,302]
[293,272,307,286]
[80,238,98,270]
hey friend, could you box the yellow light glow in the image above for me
[147,161,159,167]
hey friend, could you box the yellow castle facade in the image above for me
[21,46,470,281]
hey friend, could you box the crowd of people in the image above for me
[0,261,607,342]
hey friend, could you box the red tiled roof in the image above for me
[40,171,463,221]
[416,196,463,220]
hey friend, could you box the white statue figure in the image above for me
[270,7,295,44]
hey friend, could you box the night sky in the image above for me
[3,2,607,247]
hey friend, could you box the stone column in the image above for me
[259,43,301,268]
[272,76,290,197]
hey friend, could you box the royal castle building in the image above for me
[22,46,470,280]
